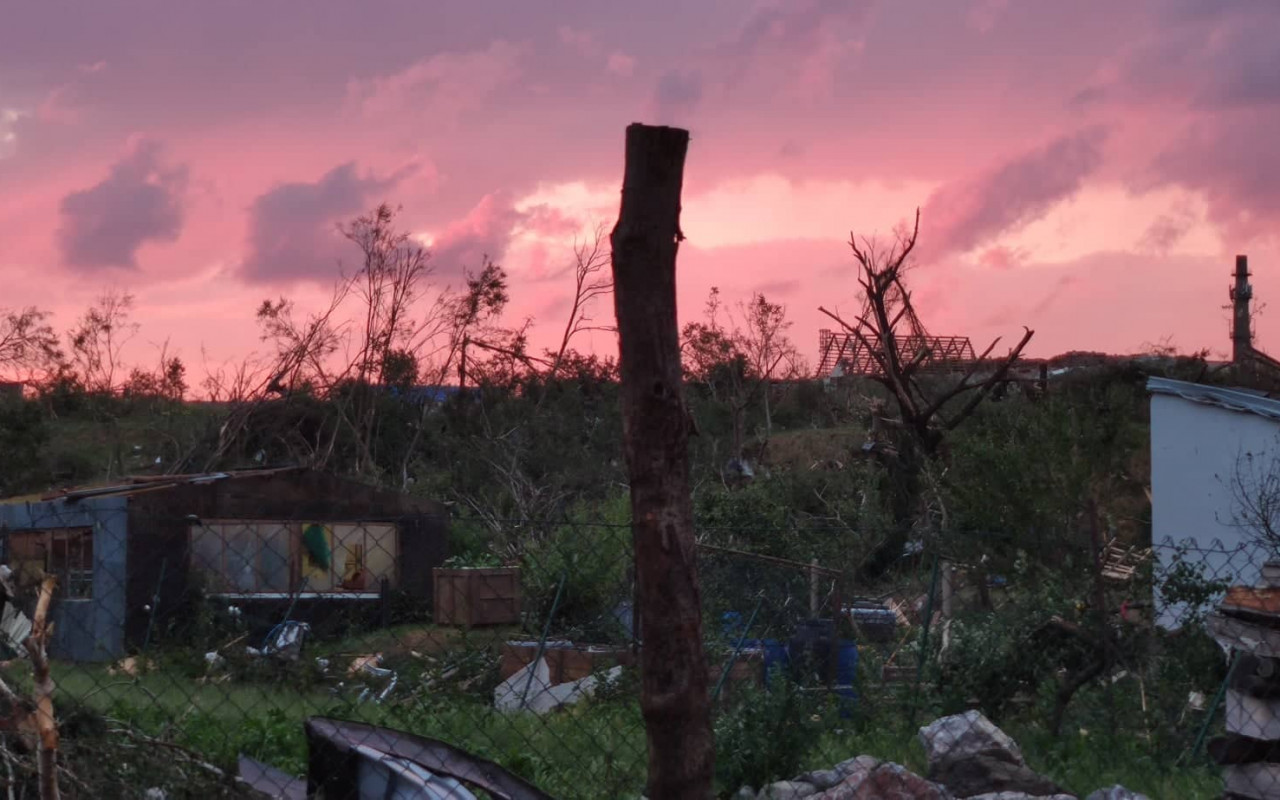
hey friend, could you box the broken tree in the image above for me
[610,122,715,800]
[819,210,1033,576]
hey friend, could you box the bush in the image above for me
[714,669,828,791]
[520,495,634,642]
[0,399,49,494]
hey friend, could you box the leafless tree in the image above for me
[0,306,60,380]
[737,291,801,436]
[540,223,613,399]
[1223,440,1280,551]
[67,289,139,395]
[682,287,799,469]
[818,209,1034,457]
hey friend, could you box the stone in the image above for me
[919,712,1065,798]
[967,794,1076,799]
[1085,787,1148,800]
[797,769,845,791]
[757,781,817,799]
[919,711,1025,769]
[834,755,881,777]
[816,762,952,799]
[734,788,757,800]
[930,754,1065,799]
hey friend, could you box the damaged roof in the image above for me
[1,466,305,505]
[1147,376,1280,423]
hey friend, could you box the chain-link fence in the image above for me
[0,487,1274,798]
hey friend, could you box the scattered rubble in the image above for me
[247,620,310,660]
[757,779,817,798]
[493,656,623,714]
[732,713,1153,800]
[815,761,949,799]
[1083,788,1149,800]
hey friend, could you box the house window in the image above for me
[190,522,291,593]
[7,528,94,599]
[188,520,398,595]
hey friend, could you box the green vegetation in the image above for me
[0,205,1253,796]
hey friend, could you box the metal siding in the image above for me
[1150,393,1280,628]
[0,496,127,661]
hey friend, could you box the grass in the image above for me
[0,626,1222,799]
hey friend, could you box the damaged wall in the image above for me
[0,496,127,662]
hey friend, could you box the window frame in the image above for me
[188,519,399,597]
[5,527,94,600]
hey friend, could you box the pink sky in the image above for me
[3,0,1279,383]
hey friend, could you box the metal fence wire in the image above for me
[0,501,1276,798]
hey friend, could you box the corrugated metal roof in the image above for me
[1147,376,1280,422]
[31,466,304,503]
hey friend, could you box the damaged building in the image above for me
[0,467,450,662]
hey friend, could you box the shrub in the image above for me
[714,669,828,791]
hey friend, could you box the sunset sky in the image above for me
[2,0,1279,382]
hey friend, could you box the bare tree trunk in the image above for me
[764,387,772,438]
[610,123,714,800]
[25,575,59,800]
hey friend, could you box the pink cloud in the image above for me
[345,40,525,123]
[57,138,188,271]
[977,245,1030,271]
[924,127,1109,256]
[240,162,414,284]
[430,193,528,275]
[607,52,636,77]
[557,26,599,57]
[3,0,1280,375]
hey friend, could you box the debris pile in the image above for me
[1206,558,1280,799]
[735,711,1150,800]
[493,655,623,714]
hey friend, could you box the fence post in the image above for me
[910,553,941,728]
[810,558,819,616]
[610,122,714,799]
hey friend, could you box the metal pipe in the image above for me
[910,553,941,727]
[521,572,567,710]
[712,596,764,703]
[142,557,167,650]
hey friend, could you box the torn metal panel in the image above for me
[304,717,554,800]
[237,755,306,800]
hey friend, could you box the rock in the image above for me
[919,712,1065,798]
[734,788,757,800]
[1085,788,1148,800]
[919,711,1024,769]
[758,781,817,799]
[834,755,881,777]
[797,769,845,790]
[930,754,1065,799]
[967,794,1076,799]
[816,762,952,799]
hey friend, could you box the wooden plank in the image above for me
[1211,613,1280,659]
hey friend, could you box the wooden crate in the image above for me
[432,568,522,627]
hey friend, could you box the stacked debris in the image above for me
[1207,559,1280,799]
[739,711,1148,800]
